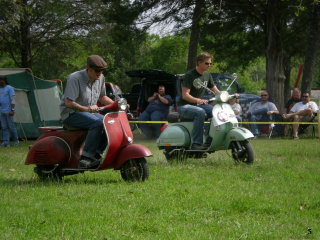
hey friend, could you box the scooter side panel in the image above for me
[157,123,192,147]
[113,144,152,169]
[224,127,254,149]
[25,136,71,165]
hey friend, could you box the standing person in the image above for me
[177,52,220,150]
[60,55,114,168]
[138,84,172,139]
[0,76,19,147]
[248,90,279,137]
[284,88,301,113]
[283,92,318,139]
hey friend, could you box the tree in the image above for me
[134,0,214,70]
[0,0,108,69]
[187,0,205,70]
[201,0,316,111]
[301,1,320,94]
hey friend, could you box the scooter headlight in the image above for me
[118,98,128,111]
[219,91,229,102]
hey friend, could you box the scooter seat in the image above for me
[63,124,87,131]
[38,126,64,132]
[167,112,208,123]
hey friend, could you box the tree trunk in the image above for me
[301,2,320,94]
[20,0,32,68]
[265,0,286,112]
[283,55,291,104]
[187,0,205,70]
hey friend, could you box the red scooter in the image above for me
[25,99,152,181]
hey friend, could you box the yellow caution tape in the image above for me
[129,121,319,125]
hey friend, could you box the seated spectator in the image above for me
[247,90,279,137]
[228,97,242,122]
[285,88,301,113]
[283,92,319,139]
[138,84,173,139]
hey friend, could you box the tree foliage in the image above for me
[0,0,319,103]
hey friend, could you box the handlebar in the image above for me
[97,98,128,113]
[97,100,119,112]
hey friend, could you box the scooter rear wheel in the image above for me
[34,165,63,180]
[120,158,149,182]
[231,140,254,164]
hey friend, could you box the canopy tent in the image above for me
[0,68,62,139]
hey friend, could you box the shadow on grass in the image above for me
[0,175,121,187]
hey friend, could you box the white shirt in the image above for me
[230,102,242,116]
[290,101,319,113]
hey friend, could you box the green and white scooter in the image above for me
[157,73,255,163]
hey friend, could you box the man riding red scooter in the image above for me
[25,55,152,181]
[60,55,113,169]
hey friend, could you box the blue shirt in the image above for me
[145,94,173,115]
[0,85,15,113]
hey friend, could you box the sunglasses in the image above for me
[91,66,105,73]
[302,95,309,98]
[261,94,268,97]
[93,69,104,73]
[204,62,212,66]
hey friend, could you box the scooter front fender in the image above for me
[224,127,254,149]
[114,144,152,169]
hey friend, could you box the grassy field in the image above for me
[0,135,319,240]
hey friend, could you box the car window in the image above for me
[105,84,113,96]
[113,84,122,95]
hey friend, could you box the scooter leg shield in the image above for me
[224,127,254,149]
[113,144,152,169]
[157,125,191,148]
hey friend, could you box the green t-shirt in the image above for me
[178,69,215,106]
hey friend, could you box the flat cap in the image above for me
[87,55,107,70]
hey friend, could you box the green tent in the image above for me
[0,68,62,139]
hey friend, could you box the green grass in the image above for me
[0,136,320,239]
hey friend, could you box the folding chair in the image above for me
[298,113,317,138]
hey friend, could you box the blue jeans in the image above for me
[138,110,167,138]
[178,104,213,145]
[0,112,19,145]
[63,112,107,159]
[249,110,272,135]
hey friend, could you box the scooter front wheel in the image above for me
[120,158,149,182]
[230,140,254,164]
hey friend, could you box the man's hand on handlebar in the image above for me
[88,105,99,113]
[197,99,208,105]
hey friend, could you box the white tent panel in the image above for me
[0,68,29,76]
[34,86,61,121]
[14,89,33,123]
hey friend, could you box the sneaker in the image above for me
[191,143,207,150]
[79,156,101,169]
[13,141,19,146]
[1,143,8,147]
